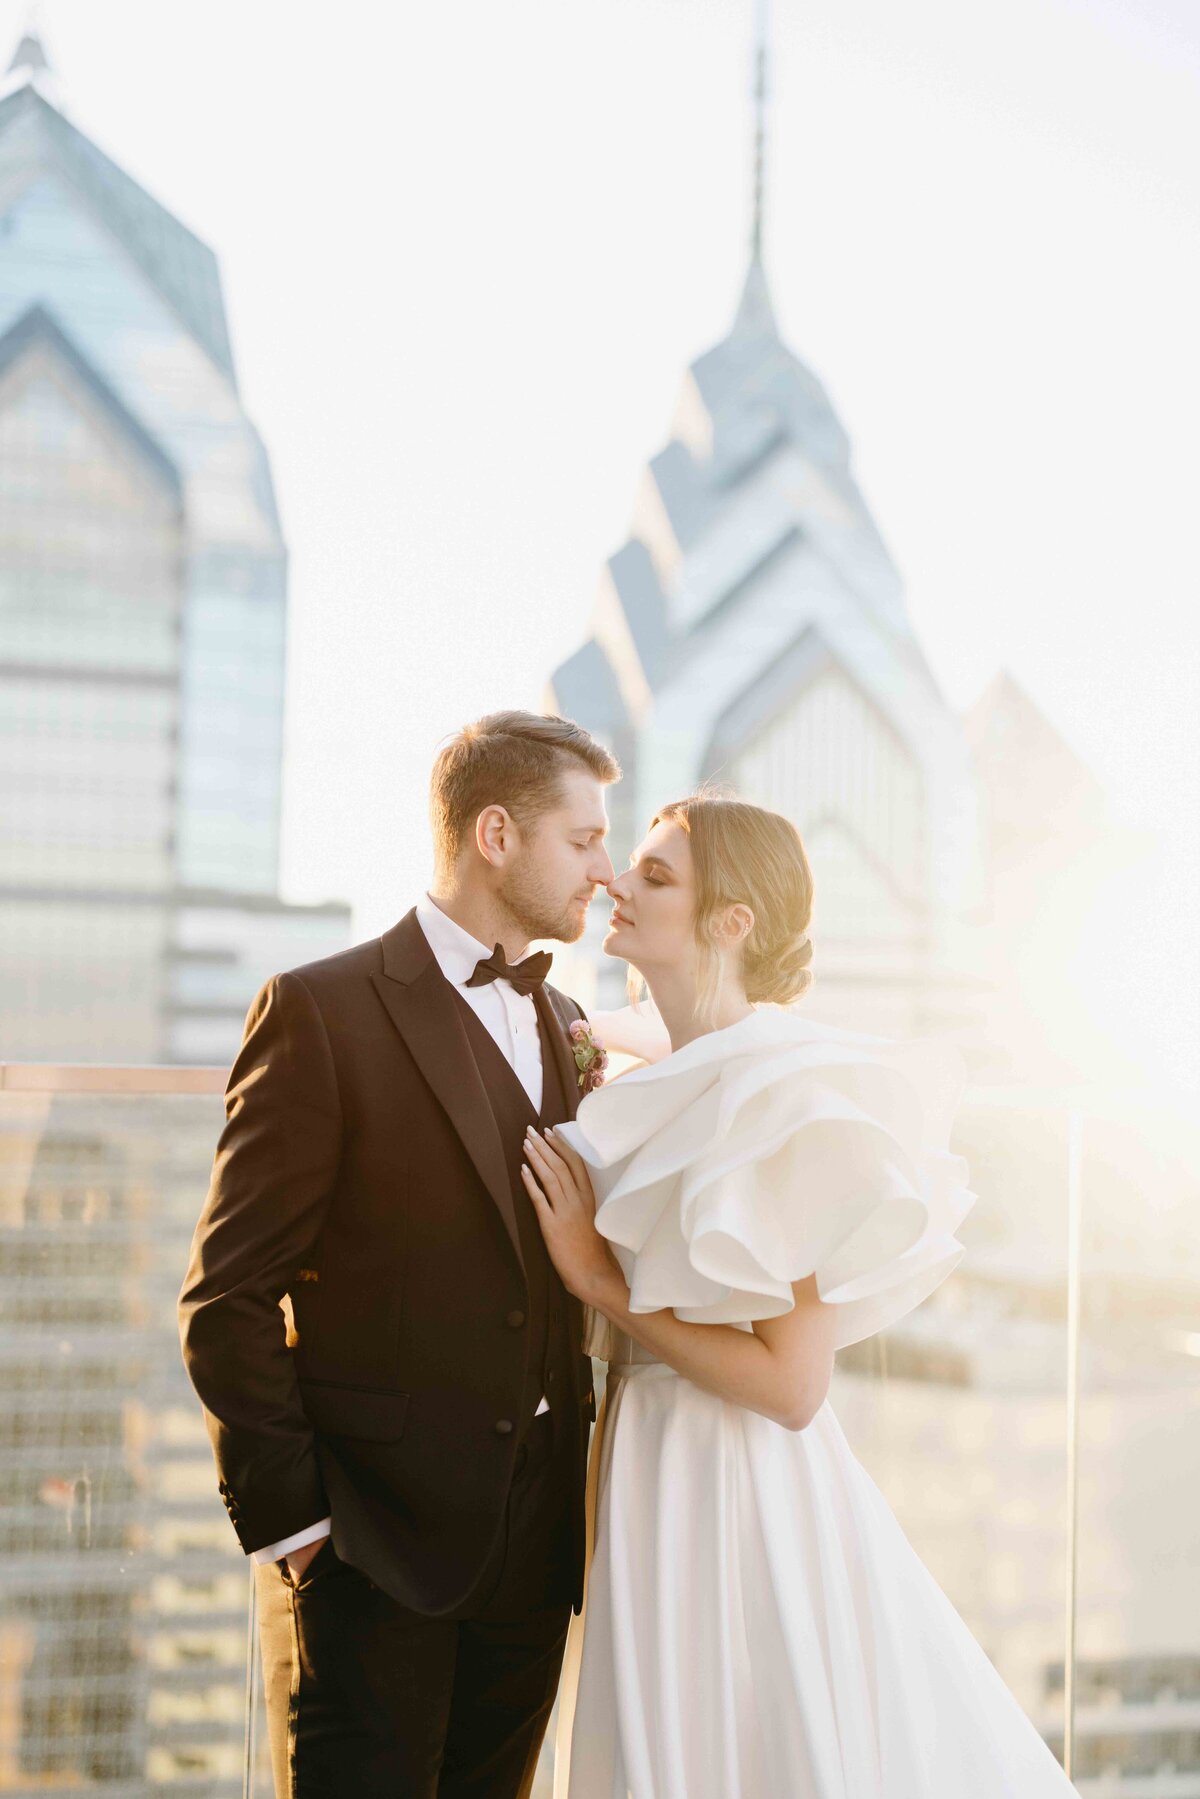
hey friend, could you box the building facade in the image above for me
[0,35,348,1065]
[548,254,987,1041]
[0,1081,264,1794]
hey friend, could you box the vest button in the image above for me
[495,1419,514,1436]
[506,1309,526,1329]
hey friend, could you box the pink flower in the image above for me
[569,1019,608,1092]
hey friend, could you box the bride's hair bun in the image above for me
[649,792,815,1017]
[744,928,814,1006]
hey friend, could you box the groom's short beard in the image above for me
[498,863,588,946]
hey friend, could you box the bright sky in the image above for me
[18,0,1200,1090]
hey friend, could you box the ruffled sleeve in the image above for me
[560,1009,975,1352]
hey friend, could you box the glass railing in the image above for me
[0,1065,262,1797]
[1,1063,1197,1796]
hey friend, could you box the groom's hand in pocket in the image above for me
[283,1533,330,1585]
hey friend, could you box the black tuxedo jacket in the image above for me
[178,908,595,1616]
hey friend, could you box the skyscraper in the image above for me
[0,32,349,1065]
[547,26,984,1040]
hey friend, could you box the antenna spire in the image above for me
[751,0,769,264]
[6,1,52,86]
[731,0,778,336]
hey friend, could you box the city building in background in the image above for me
[546,58,1127,1093]
[0,31,349,1066]
[549,237,988,1043]
[0,1080,261,1794]
[962,670,1141,1085]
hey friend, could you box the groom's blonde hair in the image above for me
[431,710,619,872]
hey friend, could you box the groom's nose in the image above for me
[588,845,615,887]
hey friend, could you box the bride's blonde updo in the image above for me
[651,793,815,1012]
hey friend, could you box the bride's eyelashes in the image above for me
[625,862,665,889]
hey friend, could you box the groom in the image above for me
[179,710,619,1796]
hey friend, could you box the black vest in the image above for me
[450,991,576,1438]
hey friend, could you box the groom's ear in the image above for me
[476,804,516,868]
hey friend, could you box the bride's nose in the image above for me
[606,873,630,902]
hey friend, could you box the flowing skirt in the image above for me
[555,1359,1076,1799]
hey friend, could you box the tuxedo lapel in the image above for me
[534,986,582,1122]
[372,910,524,1278]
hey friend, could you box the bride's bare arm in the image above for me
[591,1268,836,1431]
[522,1127,837,1431]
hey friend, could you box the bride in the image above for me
[520,794,1077,1799]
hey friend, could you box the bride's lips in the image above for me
[609,908,633,929]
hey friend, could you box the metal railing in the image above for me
[0,1061,225,1094]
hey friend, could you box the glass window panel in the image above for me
[0,1085,263,1792]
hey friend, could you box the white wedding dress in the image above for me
[552,1006,1076,1799]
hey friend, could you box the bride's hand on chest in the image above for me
[521,1127,623,1308]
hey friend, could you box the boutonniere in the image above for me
[569,1019,609,1093]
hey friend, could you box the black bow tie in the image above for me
[466,944,553,997]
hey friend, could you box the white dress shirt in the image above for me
[414,894,545,1113]
[251,897,550,1564]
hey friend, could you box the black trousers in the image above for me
[255,1409,576,1798]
